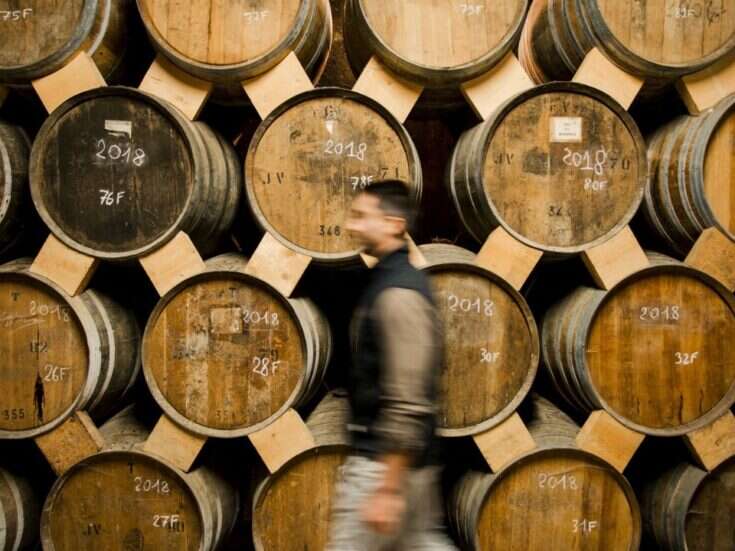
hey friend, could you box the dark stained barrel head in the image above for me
[143,272,306,437]
[30,87,197,260]
[245,88,421,264]
[685,456,735,551]
[586,266,735,434]
[41,451,204,551]
[0,274,88,437]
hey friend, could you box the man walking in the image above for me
[326,180,456,550]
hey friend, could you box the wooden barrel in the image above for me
[642,456,735,551]
[542,254,735,436]
[0,466,39,551]
[518,0,735,83]
[244,87,422,265]
[0,122,30,257]
[142,253,332,438]
[40,407,239,551]
[642,94,735,256]
[0,0,131,84]
[137,0,332,84]
[0,258,140,439]
[419,244,539,437]
[447,82,646,255]
[251,390,350,551]
[343,0,528,88]
[29,86,241,261]
[449,395,641,550]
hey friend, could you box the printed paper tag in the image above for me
[550,117,583,143]
[104,120,132,139]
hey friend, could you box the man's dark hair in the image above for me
[362,179,416,231]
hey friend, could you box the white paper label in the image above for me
[550,117,583,143]
[104,120,132,139]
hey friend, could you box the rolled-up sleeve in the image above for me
[372,288,438,457]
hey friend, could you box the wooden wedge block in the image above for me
[139,55,213,120]
[143,415,208,473]
[573,48,644,110]
[244,233,312,298]
[678,55,735,114]
[139,232,206,297]
[461,53,534,121]
[685,227,735,292]
[475,227,542,290]
[406,234,427,268]
[242,51,313,120]
[35,412,105,476]
[32,52,106,113]
[353,56,423,123]
[576,411,645,473]
[685,410,735,471]
[472,412,536,472]
[248,409,315,474]
[30,234,98,296]
[582,227,649,290]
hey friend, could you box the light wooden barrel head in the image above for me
[357,0,527,72]
[138,0,304,67]
[0,276,88,436]
[586,268,735,433]
[252,447,348,551]
[143,274,305,437]
[477,450,638,550]
[685,457,735,551]
[592,0,735,68]
[703,108,735,239]
[0,1,94,75]
[428,266,538,436]
[30,88,197,259]
[42,451,203,551]
[483,87,644,252]
[246,89,418,263]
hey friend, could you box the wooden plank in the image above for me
[248,409,315,474]
[573,48,644,110]
[474,227,542,290]
[139,55,213,120]
[472,412,536,472]
[30,234,99,297]
[139,232,206,297]
[684,227,735,292]
[31,51,106,113]
[460,53,534,121]
[142,415,208,473]
[244,233,312,298]
[242,51,314,120]
[34,412,105,476]
[685,410,735,471]
[352,56,423,123]
[576,410,645,473]
[678,55,735,114]
[582,226,649,290]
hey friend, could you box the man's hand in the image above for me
[361,485,406,535]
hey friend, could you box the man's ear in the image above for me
[385,215,407,237]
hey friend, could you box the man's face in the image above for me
[346,193,404,256]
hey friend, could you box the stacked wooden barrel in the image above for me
[40,407,239,551]
[245,87,421,265]
[519,0,735,84]
[542,254,735,436]
[447,82,646,255]
[419,244,539,436]
[29,86,241,260]
[0,259,140,439]
[0,122,30,257]
[449,396,641,550]
[643,94,735,255]
[142,254,332,437]
[0,466,39,551]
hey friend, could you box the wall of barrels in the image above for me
[0,1,734,550]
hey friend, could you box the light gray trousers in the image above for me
[326,456,458,551]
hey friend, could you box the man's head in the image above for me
[346,180,414,257]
